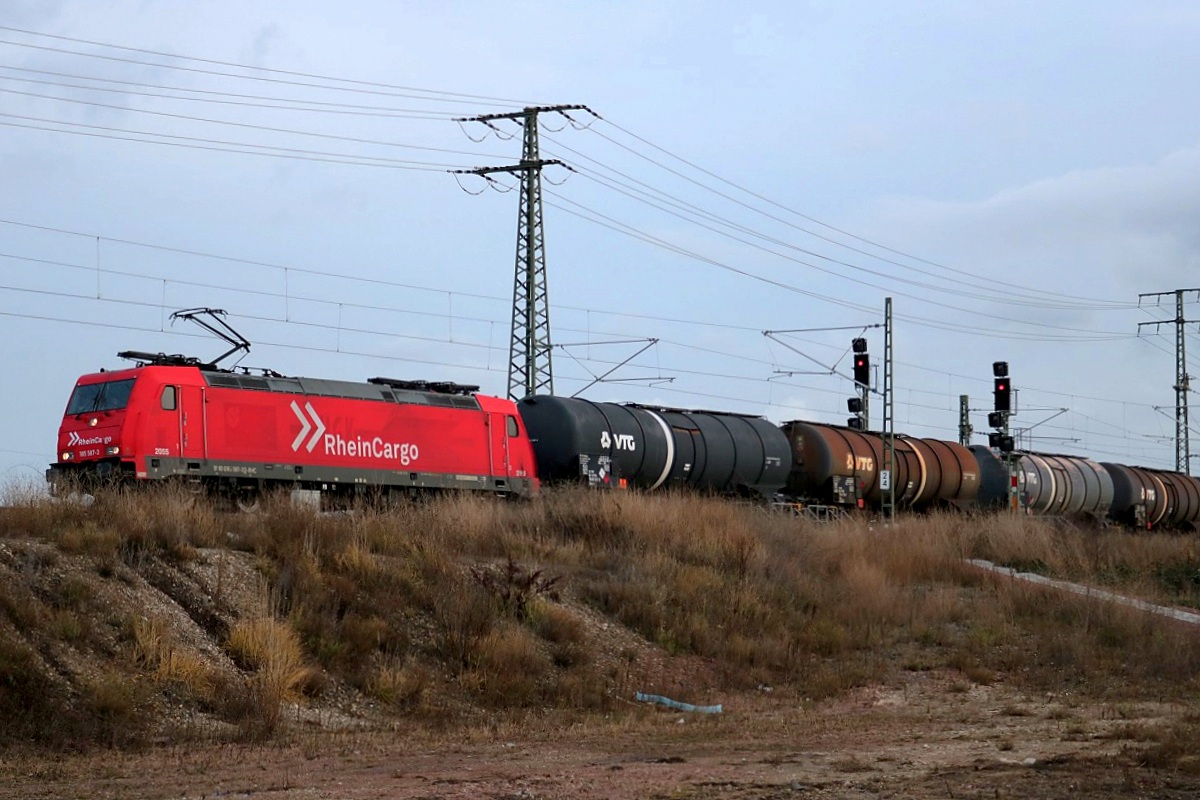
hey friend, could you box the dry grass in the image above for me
[463,622,551,706]
[225,615,307,685]
[368,657,431,709]
[2,481,222,564]
[130,615,216,700]
[225,615,316,734]
[4,479,1200,760]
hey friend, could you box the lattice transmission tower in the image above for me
[455,105,591,400]
[1138,288,1200,474]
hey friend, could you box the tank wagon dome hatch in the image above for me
[516,395,791,498]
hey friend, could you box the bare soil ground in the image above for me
[4,671,1198,799]
[7,495,1200,799]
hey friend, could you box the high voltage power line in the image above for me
[0,216,1174,406]
[0,25,1185,468]
[0,115,467,171]
[0,224,1180,464]
[0,85,512,159]
[0,25,1141,342]
[545,131,1132,313]
[0,27,532,106]
[0,280,1176,465]
[591,119,1131,310]
[0,65,467,118]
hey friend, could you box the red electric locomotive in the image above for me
[47,311,538,504]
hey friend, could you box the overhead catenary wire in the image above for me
[1,298,1178,467]
[0,276,1176,465]
[0,27,1138,340]
[594,118,1130,309]
[0,85,513,160]
[0,65,467,118]
[0,217,1170,412]
[0,27,534,107]
[545,134,1132,313]
[0,28,1180,470]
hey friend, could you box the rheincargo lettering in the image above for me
[324,433,419,465]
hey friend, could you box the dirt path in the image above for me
[4,671,1198,799]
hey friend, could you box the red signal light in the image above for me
[993,377,1011,412]
[853,354,870,386]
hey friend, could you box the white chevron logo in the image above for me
[290,401,326,452]
[67,431,106,447]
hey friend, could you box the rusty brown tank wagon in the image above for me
[782,423,1200,530]
[780,421,981,511]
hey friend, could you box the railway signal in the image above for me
[988,432,1015,452]
[849,337,870,430]
[994,378,1011,412]
[989,360,1019,512]
[992,361,1011,413]
[847,396,865,430]
[853,353,871,387]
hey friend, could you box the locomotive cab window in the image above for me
[65,378,137,415]
[507,415,520,437]
[160,386,177,411]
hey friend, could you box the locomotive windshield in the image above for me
[65,378,137,415]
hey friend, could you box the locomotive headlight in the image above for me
[60,452,73,461]
[105,446,120,456]
[89,417,98,427]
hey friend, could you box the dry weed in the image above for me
[225,615,316,734]
[464,622,552,707]
[130,615,217,699]
[368,658,431,709]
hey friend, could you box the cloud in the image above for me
[875,144,1200,294]
[3,1,66,26]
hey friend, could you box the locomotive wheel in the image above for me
[235,491,261,514]
[173,478,205,508]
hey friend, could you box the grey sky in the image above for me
[2,1,1199,484]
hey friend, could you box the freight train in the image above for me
[784,419,1200,530]
[518,399,1200,529]
[47,354,1200,529]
